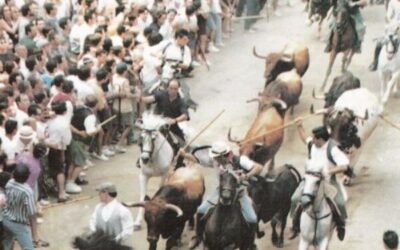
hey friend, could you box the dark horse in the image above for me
[203,170,256,250]
[73,230,132,250]
[248,164,301,248]
[306,0,331,38]
[321,1,357,91]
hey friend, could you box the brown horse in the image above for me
[321,3,357,92]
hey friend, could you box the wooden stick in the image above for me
[379,115,400,130]
[44,195,93,209]
[99,115,117,127]
[183,109,225,151]
[240,113,318,145]
[232,14,267,20]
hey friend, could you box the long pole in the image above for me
[379,115,400,130]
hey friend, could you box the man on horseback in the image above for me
[189,141,263,249]
[325,0,367,53]
[291,122,353,241]
[369,0,400,71]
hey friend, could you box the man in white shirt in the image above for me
[90,182,133,245]
[291,121,352,241]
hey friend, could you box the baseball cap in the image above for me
[96,182,117,193]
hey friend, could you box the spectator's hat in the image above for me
[96,182,117,193]
[19,125,35,140]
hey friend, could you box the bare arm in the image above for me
[295,118,308,145]
[246,162,263,178]
[140,95,156,104]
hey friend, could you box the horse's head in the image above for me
[138,112,168,164]
[219,169,239,206]
[335,4,350,31]
[385,25,400,60]
[301,170,324,210]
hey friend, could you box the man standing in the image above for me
[89,182,134,245]
[2,163,47,250]
[291,120,352,241]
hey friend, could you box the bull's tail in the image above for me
[285,164,302,184]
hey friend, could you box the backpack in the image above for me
[307,139,337,165]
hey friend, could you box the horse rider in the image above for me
[140,78,189,151]
[369,0,400,71]
[325,0,367,53]
[291,120,354,241]
[189,141,262,249]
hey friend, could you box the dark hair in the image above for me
[0,102,8,112]
[14,163,30,183]
[175,28,189,39]
[44,2,54,15]
[312,126,330,141]
[52,75,64,87]
[148,32,163,46]
[384,230,399,249]
[58,17,69,30]
[53,55,63,65]
[122,37,133,49]
[60,80,73,94]
[103,38,113,53]
[25,22,35,36]
[68,65,79,76]
[25,55,37,71]
[51,101,67,114]
[111,46,123,56]
[96,68,108,81]
[185,5,197,16]
[27,103,39,116]
[143,27,153,38]
[108,192,117,198]
[0,172,11,189]
[45,60,57,73]
[0,114,5,126]
[9,72,23,85]
[4,61,15,74]
[33,90,46,104]
[117,25,126,35]
[17,82,29,94]
[78,66,91,81]
[28,75,39,89]
[5,119,18,135]
[20,4,30,17]
[33,143,47,159]
[84,9,95,23]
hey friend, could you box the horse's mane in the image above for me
[142,111,167,131]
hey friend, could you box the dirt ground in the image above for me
[37,2,400,250]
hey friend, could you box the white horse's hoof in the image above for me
[133,224,142,231]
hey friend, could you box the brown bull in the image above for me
[229,100,287,169]
[259,69,303,114]
[124,166,204,250]
[253,42,310,86]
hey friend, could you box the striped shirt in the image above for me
[3,179,37,225]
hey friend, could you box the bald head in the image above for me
[167,79,179,98]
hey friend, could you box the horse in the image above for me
[298,170,335,250]
[378,25,400,106]
[133,112,175,230]
[321,2,358,92]
[306,0,331,39]
[203,170,256,250]
[248,164,301,248]
[72,230,132,250]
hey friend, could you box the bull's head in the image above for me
[123,197,183,250]
[253,46,295,85]
[326,108,366,153]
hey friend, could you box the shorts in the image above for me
[68,139,87,167]
[98,106,112,130]
[197,14,207,36]
[48,148,65,177]
[114,111,133,127]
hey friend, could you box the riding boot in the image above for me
[289,205,303,239]
[327,200,346,241]
[189,213,205,249]
[249,223,258,250]
[369,42,383,71]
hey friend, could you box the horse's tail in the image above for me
[285,164,302,184]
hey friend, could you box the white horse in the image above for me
[133,112,174,230]
[298,170,335,250]
[379,24,400,106]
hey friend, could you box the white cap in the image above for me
[209,141,231,158]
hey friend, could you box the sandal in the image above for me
[33,239,50,248]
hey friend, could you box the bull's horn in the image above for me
[122,201,145,207]
[312,88,325,100]
[164,203,183,217]
[271,99,287,110]
[227,128,241,144]
[310,104,328,115]
[246,98,261,103]
[357,110,369,120]
[253,46,267,59]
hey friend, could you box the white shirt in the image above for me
[45,114,72,150]
[2,136,17,162]
[84,114,97,134]
[89,199,134,242]
[306,138,350,176]
[14,109,29,129]
[73,78,95,102]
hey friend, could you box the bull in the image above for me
[253,42,310,86]
[312,71,360,109]
[124,166,205,250]
[228,99,287,169]
[314,88,382,182]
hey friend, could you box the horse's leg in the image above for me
[321,51,337,92]
[134,172,149,231]
[318,236,330,250]
[382,71,400,105]
[345,50,355,71]
[298,237,309,250]
[188,215,195,230]
[271,215,279,246]
[277,206,290,248]
[341,51,348,73]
